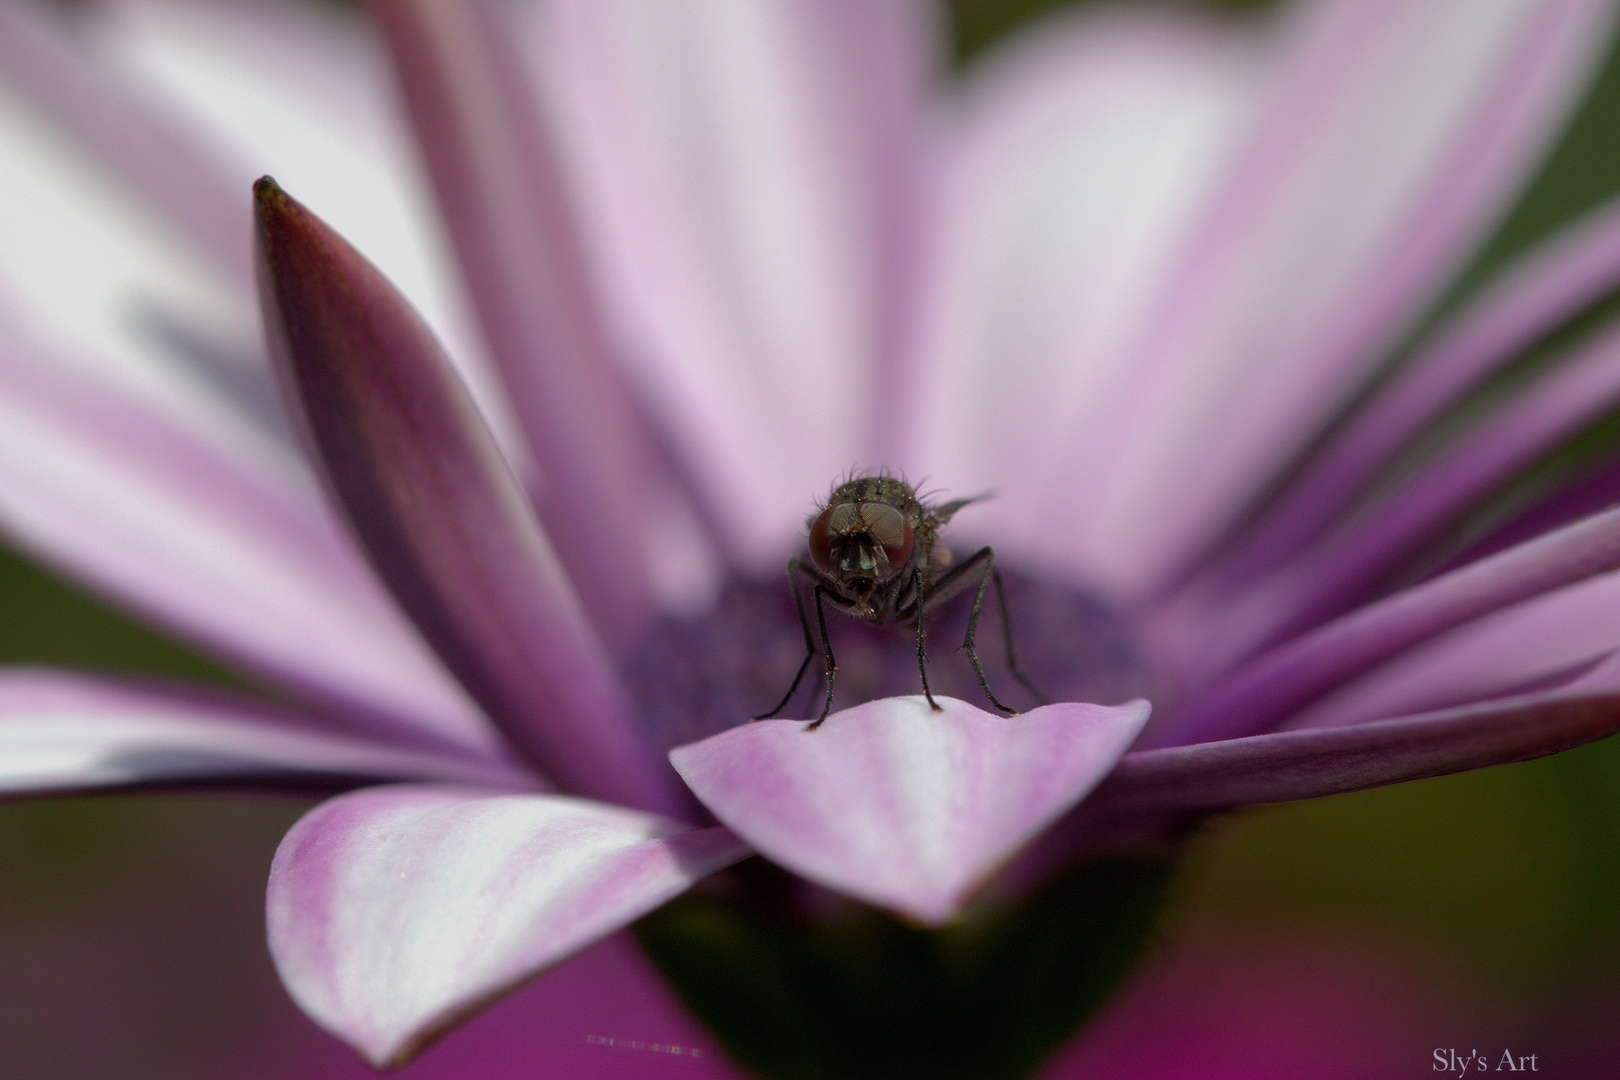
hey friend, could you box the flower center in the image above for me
[622,559,1146,752]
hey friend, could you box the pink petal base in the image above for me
[266,785,748,1067]
[671,695,1150,925]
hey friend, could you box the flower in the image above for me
[4,0,1620,1075]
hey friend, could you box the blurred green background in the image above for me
[4,0,1620,1076]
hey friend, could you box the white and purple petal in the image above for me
[0,311,498,755]
[266,784,748,1067]
[671,695,1149,925]
[1075,0,1618,595]
[906,8,1261,568]
[367,0,663,644]
[535,0,935,557]
[0,669,522,796]
[1155,504,1620,745]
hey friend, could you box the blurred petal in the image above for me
[0,310,497,755]
[1088,683,1620,823]
[1077,0,1618,593]
[1287,570,1620,730]
[670,695,1149,925]
[0,0,250,285]
[1155,505,1620,746]
[90,0,498,395]
[537,0,935,556]
[1053,933,1460,1080]
[367,0,660,643]
[907,9,1260,563]
[1254,316,1620,646]
[254,181,680,815]
[0,669,522,797]
[266,785,748,1067]
[1214,195,1620,585]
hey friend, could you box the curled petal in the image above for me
[266,784,748,1068]
[254,180,679,815]
[670,696,1150,925]
[0,669,523,797]
[1091,685,1620,824]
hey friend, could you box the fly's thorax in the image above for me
[826,476,924,522]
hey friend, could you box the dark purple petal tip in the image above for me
[253,179,681,816]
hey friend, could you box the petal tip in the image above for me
[672,695,1148,921]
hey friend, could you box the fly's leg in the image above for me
[990,561,1048,707]
[959,547,1018,715]
[912,566,942,712]
[805,585,838,730]
[754,558,817,721]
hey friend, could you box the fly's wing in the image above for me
[928,492,994,527]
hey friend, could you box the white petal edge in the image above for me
[266,785,749,1067]
[0,669,525,795]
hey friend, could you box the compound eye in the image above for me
[860,503,913,567]
[808,505,836,570]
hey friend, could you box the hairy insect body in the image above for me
[810,476,944,622]
[756,474,1042,728]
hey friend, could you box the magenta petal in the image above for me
[254,180,680,815]
[670,696,1149,925]
[1156,504,1620,746]
[0,669,525,796]
[1214,197,1620,584]
[266,785,749,1067]
[1257,317,1620,645]
[367,0,659,644]
[1091,686,1620,823]
[1286,569,1620,731]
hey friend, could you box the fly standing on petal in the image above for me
[755,473,1046,727]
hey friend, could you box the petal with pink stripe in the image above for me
[535,0,933,555]
[1075,0,1618,594]
[266,785,749,1067]
[671,695,1149,925]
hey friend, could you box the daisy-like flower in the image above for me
[4,0,1620,1076]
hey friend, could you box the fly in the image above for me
[754,474,1044,729]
